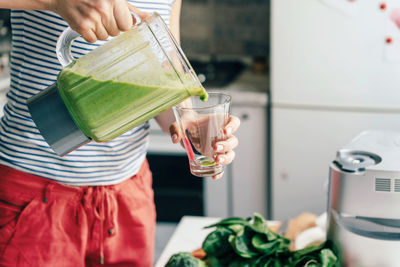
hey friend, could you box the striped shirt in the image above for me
[0,0,175,186]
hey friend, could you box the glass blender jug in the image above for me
[27,13,208,156]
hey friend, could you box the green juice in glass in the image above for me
[57,68,208,142]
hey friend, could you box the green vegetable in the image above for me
[319,249,337,267]
[204,217,251,229]
[202,213,338,267]
[165,213,338,267]
[228,226,259,258]
[165,252,207,267]
[202,227,234,257]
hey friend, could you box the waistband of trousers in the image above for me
[0,160,149,200]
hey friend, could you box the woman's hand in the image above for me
[49,0,148,43]
[169,115,240,180]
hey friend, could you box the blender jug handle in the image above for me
[56,12,142,67]
[56,27,80,67]
[131,11,142,25]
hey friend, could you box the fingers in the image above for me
[69,6,98,43]
[212,172,224,180]
[94,17,109,40]
[80,28,98,44]
[214,136,238,154]
[213,117,240,166]
[57,0,148,43]
[169,122,182,144]
[215,150,235,165]
[224,115,241,136]
[103,4,120,37]
[114,0,134,32]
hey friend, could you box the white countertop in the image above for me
[155,216,220,267]
[208,70,268,107]
[155,216,279,267]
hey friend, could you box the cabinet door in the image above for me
[230,105,268,218]
[272,107,400,220]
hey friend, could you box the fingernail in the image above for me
[216,144,223,151]
[171,134,178,142]
[218,157,225,163]
[225,127,232,135]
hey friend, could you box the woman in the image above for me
[0,0,240,266]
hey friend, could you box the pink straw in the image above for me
[183,135,195,161]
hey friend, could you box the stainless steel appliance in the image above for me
[328,130,400,267]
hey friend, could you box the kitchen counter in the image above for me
[208,70,268,107]
[155,216,220,267]
[155,216,279,267]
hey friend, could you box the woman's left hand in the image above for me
[169,115,240,180]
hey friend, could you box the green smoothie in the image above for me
[57,69,208,142]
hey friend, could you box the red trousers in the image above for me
[0,160,156,267]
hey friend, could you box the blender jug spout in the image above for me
[27,83,90,156]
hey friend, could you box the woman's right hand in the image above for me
[49,0,149,43]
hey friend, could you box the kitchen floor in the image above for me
[155,222,178,263]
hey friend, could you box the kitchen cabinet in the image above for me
[205,89,268,219]
[230,104,268,218]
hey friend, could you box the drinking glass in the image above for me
[173,93,231,177]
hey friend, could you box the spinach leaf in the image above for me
[205,255,224,267]
[199,213,338,267]
[251,234,279,255]
[290,245,337,267]
[165,252,207,267]
[320,249,337,267]
[254,255,281,267]
[301,260,319,267]
[204,217,250,229]
[262,257,286,267]
[202,226,234,257]
[228,224,244,234]
[229,226,260,258]
[291,242,325,260]
[206,251,242,267]
[251,213,270,234]
[251,213,278,242]
[227,258,252,267]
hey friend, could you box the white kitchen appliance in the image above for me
[327,130,400,266]
[271,0,400,220]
